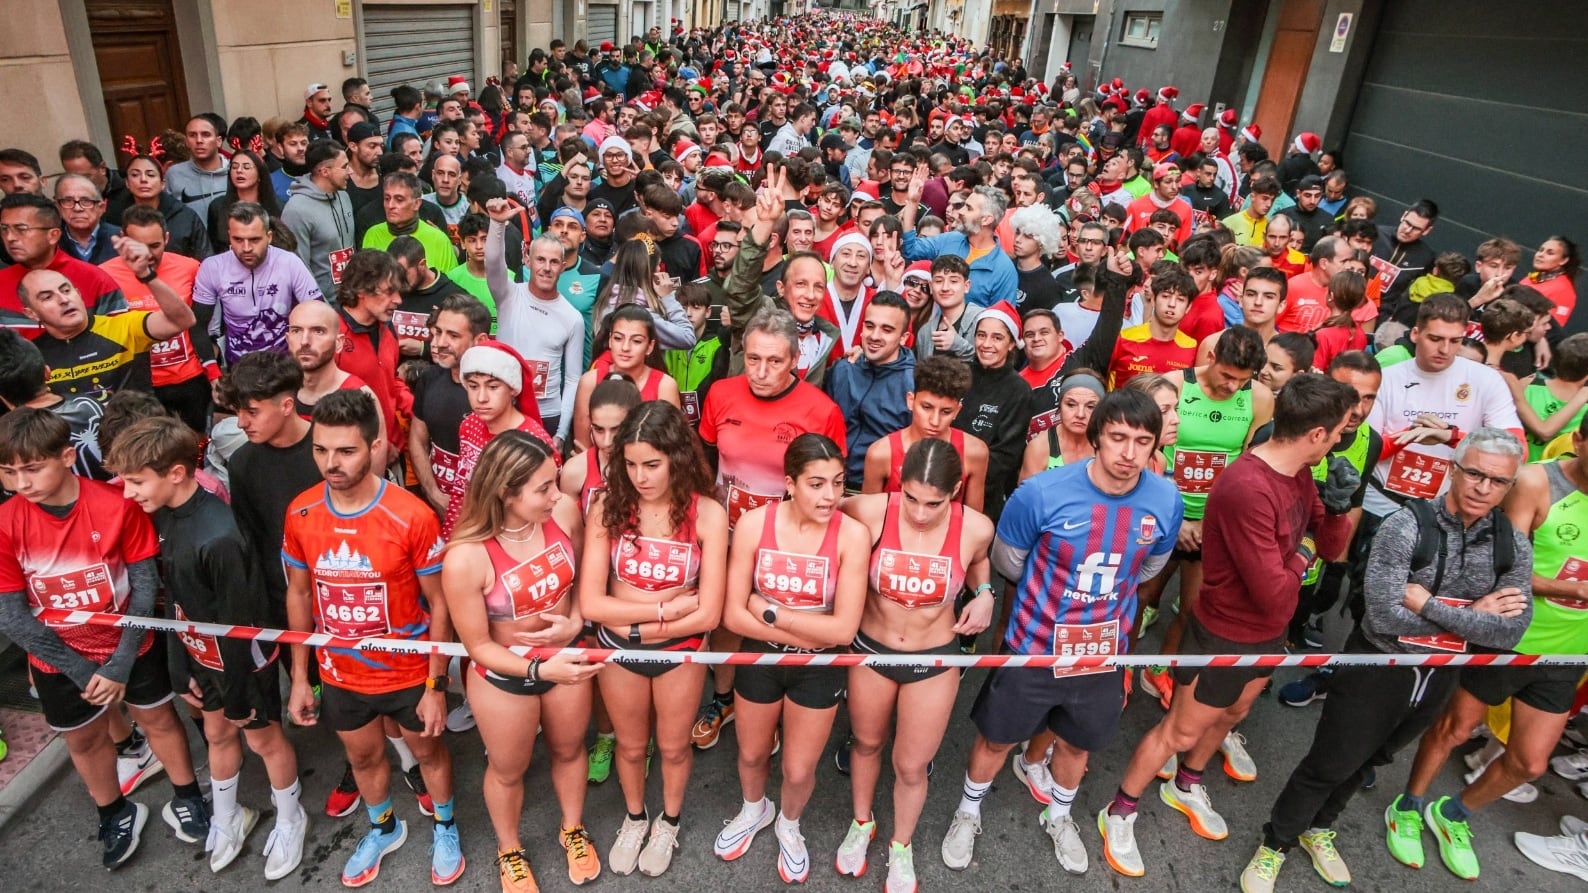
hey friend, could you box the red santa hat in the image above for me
[672,140,701,163]
[1241,124,1263,143]
[1181,103,1206,124]
[1157,85,1179,102]
[1293,131,1322,154]
[978,301,1024,349]
[1133,88,1151,106]
[828,232,874,262]
[1110,77,1125,92]
[1219,107,1239,129]
[901,261,933,285]
[460,341,543,421]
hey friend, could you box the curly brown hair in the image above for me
[600,400,715,539]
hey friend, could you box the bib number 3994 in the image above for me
[756,549,830,610]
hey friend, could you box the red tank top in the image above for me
[481,518,577,621]
[883,429,971,502]
[592,353,663,401]
[868,493,967,610]
[579,449,606,514]
[754,503,842,612]
[610,494,703,592]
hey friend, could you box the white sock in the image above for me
[776,811,799,833]
[272,780,304,824]
[958,775,992,818]
[1045,782,1078,819]
[388,736,418,772]
[210,774,239,825]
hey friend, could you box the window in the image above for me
[1120,12,1163,49]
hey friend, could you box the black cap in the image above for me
[1297,174,1325,192]
[1100,132,1125,150]
[586,197,617,216]
[819,132,850,151]
[346,121,381,143]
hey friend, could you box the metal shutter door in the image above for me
[365,5,477,121]
[587,3,618,43]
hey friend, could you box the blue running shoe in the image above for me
[342,820,407,888]
[432,821,465,885]
[1279,670,1332,707]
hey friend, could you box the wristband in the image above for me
[629,623,642,645]
[1295,535,1317,567]
[136,268,158,284]
[973,582,994,597]
[526,658,542,684]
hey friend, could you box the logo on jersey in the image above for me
[1455,383,1471,402]
[1065,551,1123,602]
[1138,514,1158,544]
[316,541,374,573]
[426,536,445,562]
[1559,523,1581,544]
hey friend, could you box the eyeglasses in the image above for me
[1076,237,1106,246]
[709,241,739,251]
[1454,463,1514,489]
[0,223,48,237]
[56,198,100,210]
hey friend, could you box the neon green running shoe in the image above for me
[1424,797,1479,879]
[588,734,615,783]
[1384,796,1426,869]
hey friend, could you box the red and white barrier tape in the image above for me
[31,608,1588,670]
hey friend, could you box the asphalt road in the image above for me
[3,617,1586,892]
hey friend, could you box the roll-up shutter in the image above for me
[587,4,619,44]
[365,5,478,121]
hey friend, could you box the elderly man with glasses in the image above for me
[54,173,121,264]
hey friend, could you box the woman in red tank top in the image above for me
[835,438,994,883]
[560,378,643,514]
[444,342,557,537]
[578,401,727,876]
[441,432,602,886]
[714,435,870,879]
[570,306,682,452]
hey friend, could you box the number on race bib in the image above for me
[390,310,432,342]
[30,563,114,624]
[1173,450,1227,495]
[500,543,573,619]
[315,580,391,638]
[756,548,831,610]
[726,483,779,530]
[876,549,952,609]
[1398,596,1469,652]
[617,536,695,589]
[1385,450,1450,500]
[1052,620,1120,678]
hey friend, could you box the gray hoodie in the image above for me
[1361,499,1534,655]
[282,175,355,298]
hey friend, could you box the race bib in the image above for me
[1549,557,1588,610]
[30,563,114,622]
[527,358,550,399]
[1192,209,1215,232]
[1385,450,1449,500]
[1173,450,1227,495]
[1026,409,1059,440]
[1398,596,1469,652]
[431,447,460,493]
[1052,619,1119,678]
[726,482,779,530]
[173,604,224,672]
[315,579,391,639]
[617,536,695,588]
[756,549,831,610]
[1368,254,1399,292]
[329,247,354,285]
[149,334,192,369]
[681,391,701,425]
[500,543,574,619]
[391,310,431,342]
[876,548,952,609]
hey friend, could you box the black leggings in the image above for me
[156,374,212,433]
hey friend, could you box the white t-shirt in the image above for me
[1363,355,1522,517]
[496,163,538,217]
[495,281,586,440]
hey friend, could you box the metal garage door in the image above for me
[1343,1,1588,286]
[587,4,619,44]
[364,5,478,121]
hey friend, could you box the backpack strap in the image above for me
[1487,507,1516,583]
[1405,500,1448,594]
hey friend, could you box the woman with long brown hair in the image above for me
[442,431,603,891]
[578,400,727,878]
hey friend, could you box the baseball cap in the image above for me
[1297,174,1325,192]
[304,82,328,100]
[549,206,586,228]
[819,132,850,151]
[600,40,616,52]
[586,198,617,218]
[346,121,381,143]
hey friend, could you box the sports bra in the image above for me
[580,449,606,514]
[754,502,843,612]
[867,492,967,610]
[609,494,703,592]
[482,518,577,622]
[883,429,971,501]
[592,353,663,401]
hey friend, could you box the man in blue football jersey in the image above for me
[939,389,1184,876]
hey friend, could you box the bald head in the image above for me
[19,269,87,334]
[286,299,343,372]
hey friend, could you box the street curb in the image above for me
[0,736,70,834]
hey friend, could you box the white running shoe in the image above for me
[714,797,774,861]
[940,810,980,870]
[1160,781,1228,840]
[207,806,259,873]
[637,816,679,876]
[1553,748,1588,781]
[1561,815,1588,837]
[834,818,875,877]
[445,700,476,733]
[1220,731,1257,782]
[1040,810,1088,875]
[885,842,917,893]
[774,816,809,883]
[1515,830,1588,882]
[116,746,164,796]
[262,809,308,881]
[1097,808,1144,877]
[608,815,648,876]
[1012,750,1054,805]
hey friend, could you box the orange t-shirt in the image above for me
[282,479,444,694]
[101,254,206,387]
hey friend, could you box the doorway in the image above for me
[85,0,190,149]
[1250,0,1324,157]
[1067,15,1094,92]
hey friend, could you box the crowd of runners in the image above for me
[0,10,1583,893]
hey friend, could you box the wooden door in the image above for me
[1251,0,1324,158]
[85,0,190,150]
[500,0,519,74]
